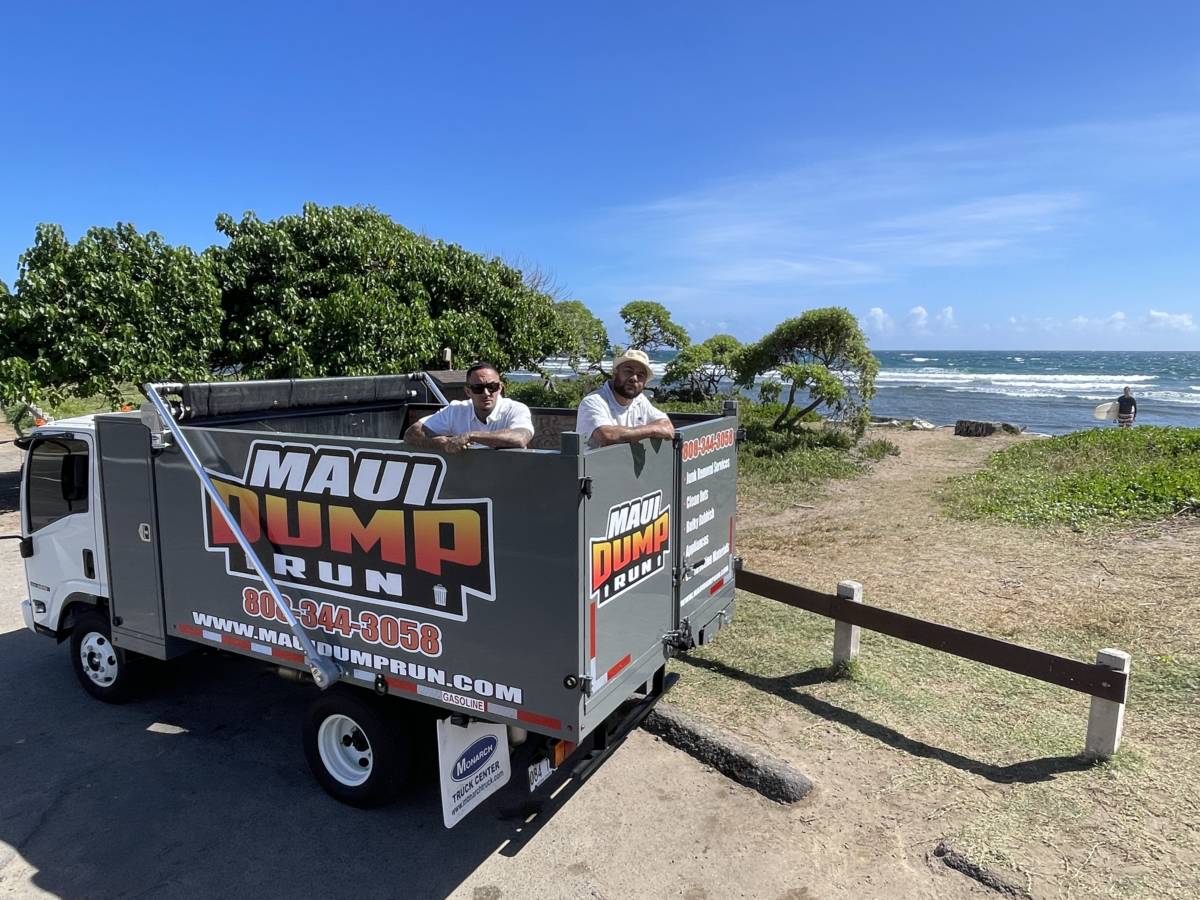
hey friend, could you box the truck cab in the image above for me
[18,416,108,640]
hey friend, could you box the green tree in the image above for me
[661,334,742,401]
[209,203,564,379]
[552,299,609,375]
[735,307,879,432]
[619,300,690,353]
[0,223,222,407]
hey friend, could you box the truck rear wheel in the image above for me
[70,609,138,703]
[303,689,412,808]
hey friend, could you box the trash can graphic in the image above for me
[433,584,448,608]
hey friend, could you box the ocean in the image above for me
[528,350,1200,436]
[869,351,1200,435]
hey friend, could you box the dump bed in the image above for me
[95,376,738,743]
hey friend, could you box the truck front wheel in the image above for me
[70,609,138,703]
[303,689,412,808]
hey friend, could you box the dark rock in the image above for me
[954,420,1024,437]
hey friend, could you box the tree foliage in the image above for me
[552,300,609,375]
[735,307,878,432]
[0,223,222,407]
[661,334,741,401]
[619,300,690,353]
[209,203,564,379]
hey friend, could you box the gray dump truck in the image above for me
[16,374,738,826]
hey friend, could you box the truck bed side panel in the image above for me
[675,416,739,642]
[151,429,584,739]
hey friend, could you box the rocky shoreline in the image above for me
[870,414,1026,436]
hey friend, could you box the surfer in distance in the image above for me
[1116,386,1137,428]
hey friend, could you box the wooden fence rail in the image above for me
[734,564,1131,757]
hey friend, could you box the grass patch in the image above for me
[738,445,865,505]
[671,590,1200,897]
[857,437,900,461]
[941,426,1200,528]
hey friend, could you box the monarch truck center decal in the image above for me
[590,490,671,605]
[202,440,496,621]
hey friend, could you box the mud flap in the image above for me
[437,717,511,828]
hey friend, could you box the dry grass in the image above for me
[669,426,1200,899]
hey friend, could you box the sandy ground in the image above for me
[670,425,1200,899]
[740,427,1199,652]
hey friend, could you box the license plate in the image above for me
[527,757,554,792]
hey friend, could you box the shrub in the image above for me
[859,439,901,461]
[943,426,1200,527]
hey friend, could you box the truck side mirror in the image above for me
[60,454,88,503]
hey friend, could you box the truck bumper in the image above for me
[21,599,35,634]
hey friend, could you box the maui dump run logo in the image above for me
[202,440,494,621]
[590,490,670,605]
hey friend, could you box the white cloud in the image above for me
[575,114,1200,342]
[857,193,1086,267]
[907,306,929,334]
[701,256,882,286]
[864,307,894,334]
[1147,309,1197,332]
[1007,314,1065,334]
[1070,311,1127,332]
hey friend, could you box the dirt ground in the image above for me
[671,426,1200,899]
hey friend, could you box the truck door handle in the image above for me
[83,549,95,579]
[138,523,152,542]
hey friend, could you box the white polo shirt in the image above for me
[419,397,534,448]
[575,381,670,448]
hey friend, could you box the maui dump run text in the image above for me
[202,441,496,621]
[589,491,670,605]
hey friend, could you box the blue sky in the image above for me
[2,1,1198,350]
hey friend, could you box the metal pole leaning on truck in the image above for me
[141,383,341,690]
[417,371,450,407]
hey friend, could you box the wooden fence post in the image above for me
[1084,648,1131,759]
[832,581,863,667]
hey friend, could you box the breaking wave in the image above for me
[877,368,1200,405]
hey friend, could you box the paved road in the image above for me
[0,426,822,900]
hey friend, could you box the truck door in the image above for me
[21,433,103,626]
[582,438,676,719]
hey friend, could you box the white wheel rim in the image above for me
[317,714,374,787]
[79,632,119,687]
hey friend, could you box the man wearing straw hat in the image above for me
[575,349,675,449]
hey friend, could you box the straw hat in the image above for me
[611,349,654,381]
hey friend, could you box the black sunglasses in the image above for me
[467,381,502,395]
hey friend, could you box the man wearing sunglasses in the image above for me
[575,349,674,449]
[404,362,534,453]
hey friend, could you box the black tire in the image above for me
[70,609,138,703]
[302,688,413,808]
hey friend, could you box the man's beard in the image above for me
[613,380,642,400]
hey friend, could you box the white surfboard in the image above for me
[1093,401,1118,421]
